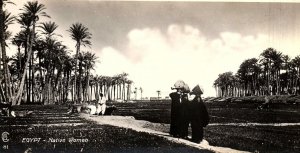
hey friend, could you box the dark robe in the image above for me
[179,94,190,138]
[190,96,209,143]
[169,92,181,137]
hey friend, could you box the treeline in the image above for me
[214,48,300,97]
[0,0,133,105]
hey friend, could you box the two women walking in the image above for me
[169,80,209,143]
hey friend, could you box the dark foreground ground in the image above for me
[110,99,300,153]
[1,96,299,153]
[0,105,211,153]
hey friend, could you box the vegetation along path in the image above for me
[82,114,251,153]
[0,105,212,153]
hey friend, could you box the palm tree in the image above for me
[0,0,14,103]
[77,52,85,101]
[214,72,235,97]
[237,58,260,96]
[133,87,138,100]
[213,78,220,97]
[12,32,26,78]
[39,38,60,104]
[68,23,92,103]
[105,76,113,101]
[1,10,14,102]
[156,90,161,100]
[139,87,143,100]
[11,32,27,100]
[16,14,33,102]
[81,51,97,102]
[260,48,274,95]
[260,48,284,95]
[3,10,14,28]
[16,14,32,78]
[52,45,68,104]
[291,56,300,94]
[62,55,73,102]
[39,21,61,104]
[39,21,61,38]
[126,80,132,101]
[281,55,291,93]
[12,1,49,105]
[270,50,283,95]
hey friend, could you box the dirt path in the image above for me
[81,114,251,153]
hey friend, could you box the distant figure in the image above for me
[103,105,117,115]
[258,95,271,110]
[86,104,97,115]
[0,102,13,117]
[169,80,185,138]
[189,85,209,143]
[97,93,107,115]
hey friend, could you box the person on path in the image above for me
[169,80,185,137]
[179,83,191,139]
[86,103,97,115]
[189,85,209,143]
[97,93,107,115]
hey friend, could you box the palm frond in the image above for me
[21,1,50,22]
[3,0,15,6]
[17,13,32,28]
[3,10,15,30]
[67,22,92,47]
[38,21,59,38]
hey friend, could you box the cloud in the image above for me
[93,47,133,76]
[125,28,169,63]
[94,24,268,98]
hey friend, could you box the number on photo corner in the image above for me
[1,132,9,142]
[2,145,8,150]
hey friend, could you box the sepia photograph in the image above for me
[0,0,300,152]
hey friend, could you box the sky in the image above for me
[5,0,300,98]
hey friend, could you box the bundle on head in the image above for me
[190,85,203,95]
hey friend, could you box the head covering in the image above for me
[190,85,203,95]
[182,84,190,93]
[174,80,185,89]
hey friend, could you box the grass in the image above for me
[205,125,300,153]
[109,99,300,153]
[1,105,212,153]
[2,97,300,152]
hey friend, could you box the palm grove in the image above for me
[214,48,300,97]
[0,1,133,105]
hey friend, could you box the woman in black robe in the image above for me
[189,85,209,143]
[169,90,182,137]
[179,93,190,139]
[169,81,191,139]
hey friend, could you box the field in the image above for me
[110,99,300,153]
[1,98,299,153]
[0,105,212,153]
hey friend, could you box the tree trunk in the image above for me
[74,42,80,103]
[31,52,35,103]
[127,83,131,101]
[113,84,116,101]
[0,1,12,103]
[107,85,111,101]
[12,21,37,105]
[85,70,90,102]
[122,82,125,100]
[0,80,6,102]
[78,58,83,103]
